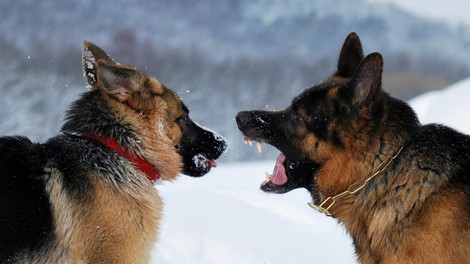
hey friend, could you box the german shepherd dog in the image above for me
[236,33,470,263]
[0,42,226,263]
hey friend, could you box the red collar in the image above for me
[82,132,161,184]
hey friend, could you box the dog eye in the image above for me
[177,114,189,123]
[291,111,303,124]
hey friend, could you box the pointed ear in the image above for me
[348,52,383,118]
[335,32,364,78]
[96,61,140,102]
[82,41,116,87]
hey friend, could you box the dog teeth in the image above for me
[264,172,272,184]
[265,172,272,180]
[243,139,263,153]
[256,142,263,153]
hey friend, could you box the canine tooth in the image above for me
[256,142,263,153]
[264,172,272,184]
[265,172,272,180]
[248,141,253,146]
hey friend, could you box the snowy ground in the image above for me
[151,162,356,264]
[151,78,470,264]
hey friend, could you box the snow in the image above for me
[82,49,97,84]
[152,162,356,264]
[192,154,211,169]
[409,78,470,134]
[150,77,470,264]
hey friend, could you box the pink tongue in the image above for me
[270,153,288,185]
[209,160,217,168]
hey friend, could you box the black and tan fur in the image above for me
[0,42,226,263]
[236,33,470,263]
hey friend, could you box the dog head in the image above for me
[236,33,382,202]
[79,42,227,180]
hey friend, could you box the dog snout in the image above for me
[236,111,255,130]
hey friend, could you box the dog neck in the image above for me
[309,145,403,217]
[82,132,161,184]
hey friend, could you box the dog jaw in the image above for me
[241,136,316,195]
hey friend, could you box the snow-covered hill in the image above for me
[2,0,469,62]
[409,77,470,134]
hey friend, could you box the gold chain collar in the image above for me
[308,146,404,217]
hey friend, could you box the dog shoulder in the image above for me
[412,124,470,185]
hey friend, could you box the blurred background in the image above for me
[1,0,469,162]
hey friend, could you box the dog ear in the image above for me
[96,60,140,102]
[335,32,364,78]
[348,52,383,118]
[82,41,116,87]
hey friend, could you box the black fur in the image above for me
[62,91,139,150]
[0,137,52,263]
[236,108,319,194]
[178,114,227,176]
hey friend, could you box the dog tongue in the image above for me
[271,153,288,185]
[209,160,217,168]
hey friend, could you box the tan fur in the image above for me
[334,178,470,263]
[16,168,161,264]
[302,117,470,263]
[326,87,340,98]
[71,172,161,264]
[77,43,185,262]
[298,71,470,263]
[324,75,348,86]
[102,80,183,181]
[300,95,470,263]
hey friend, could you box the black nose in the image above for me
[236,111,252,129]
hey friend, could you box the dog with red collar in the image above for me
[0,41,226,263]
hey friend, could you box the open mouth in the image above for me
[244,137,311,194]
[261,152,295,193]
